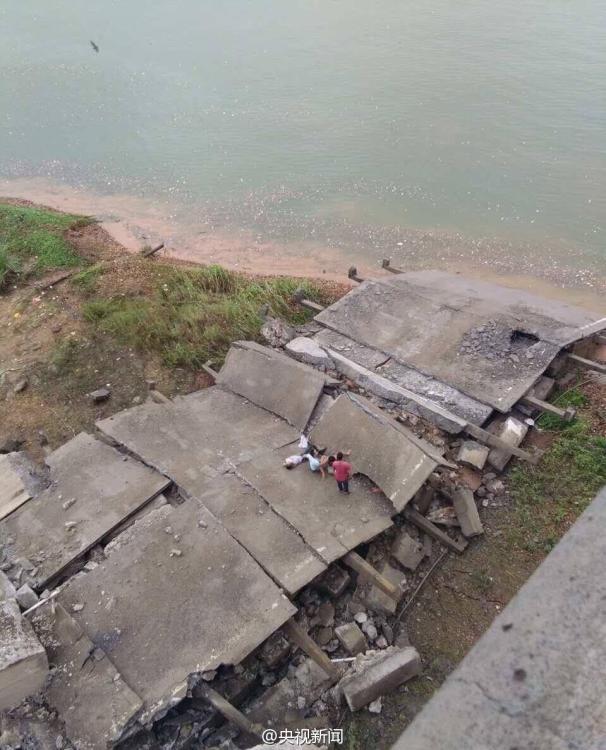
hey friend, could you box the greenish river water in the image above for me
[1,1,605,283]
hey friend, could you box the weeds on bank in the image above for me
[509,388,606,553]
[0,203,92,288]
[83,264,323,367]
[70,263,105,293]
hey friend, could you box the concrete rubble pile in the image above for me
[1,270,604,750]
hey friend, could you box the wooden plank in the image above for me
[521,395,576,422]
[381,259,404,274]
[198,685,262,738]
[283,619,341,679]
[342,551,400,602]
[567,352,606,375]
[404,507,467,554]
[300,298,325,313]
[465,422,541,464]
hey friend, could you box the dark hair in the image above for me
[328,455,336,465]
[336,451,343,460]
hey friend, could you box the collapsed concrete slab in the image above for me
[217,341,326,430]
[195,474,326,595]
[315,271,603,412]
[0,433,170,589]
[339,646,422,711]
[40,604,143,750]
[97,388,298,494]
[310,394,441,512]
[58,503,296,726]
[0,599,48,711]
[314,328,492,428]
[0,453,32,521]
[238,444,394,564]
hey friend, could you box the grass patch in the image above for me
[509,389,606,552]
[83,264,324,367]
[70,263,105,293]
[0,203,92,289]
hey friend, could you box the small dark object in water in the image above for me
[90,40,99,53]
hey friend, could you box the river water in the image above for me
[1,0,605,289]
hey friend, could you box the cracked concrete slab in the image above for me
[0,433,170,589]
[217,341,326,430]
[393,487,606,750]
[96,388,297,494]
[314,329,491,426]
[0,453,31,521]
[238,444,394,564]
[310,394,440,512]
[315,272,603,412]
[196,474,326,594]
[41,604,143,750]
[58,503,296,726]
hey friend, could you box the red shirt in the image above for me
[332,460,352,482]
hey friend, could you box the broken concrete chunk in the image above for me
[317,601,335,627]
[335,623,367,656]
[260,317,296,348]
[318,566,351,598]
[261,632,291,669]
[391,532,424,571]
[340,646,422,711]
[452,487,484,538]
[0,600,49,711]
[413,485,434,515]
[456,440,490,470]
[15,584,38,610]
[0,571,17,602]
[361,562,406,616]
[487,416,529,471]
[89,387,111,403]
[285,337,334,370]
[458,466,482,492]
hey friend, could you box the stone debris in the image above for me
[260,317,296,348]
[335,623,367,655]
[457,440,490,470]
[15,584,38,610]
[317,566,350,598]
[391,532,425,571]
[339,646,422,711]
[368,697,383,714]
[361,562,407,616]
[488,416,529,471]
[452,487,484,538]
[88,386,111,403]
[285,337,335,370]
[0,571,17,601]
[0,599,48,711]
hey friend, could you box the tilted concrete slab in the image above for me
[0,433,170,590]
[41,604,143,750]
[58,503,296,725]
[196,474,326,594]
[217,341,326,430]
[392,487,606,750]
[313,329,492,427]
[315,272,605,412]
[310,394,440,512]
[96,388,298,495]
[238,444,394,564]
[0,453,32,521]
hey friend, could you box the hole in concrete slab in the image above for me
[510,330,539,347]
[513,668,527,682]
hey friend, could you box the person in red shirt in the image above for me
[332,451,352,494]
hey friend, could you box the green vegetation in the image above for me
[0,202,91,288]
[83,264,324,367]
[509,388,606,552]
[70,263,105,293]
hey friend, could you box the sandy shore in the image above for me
[1,176,604,313]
